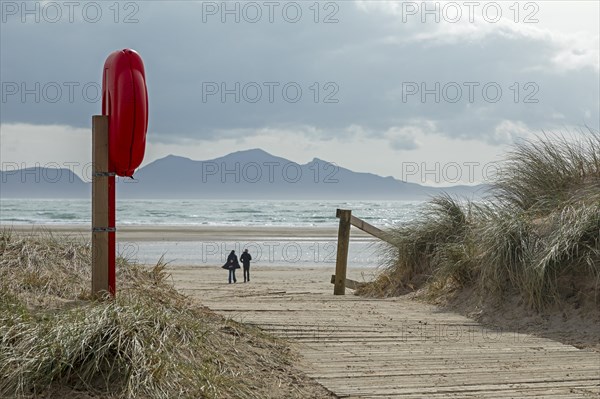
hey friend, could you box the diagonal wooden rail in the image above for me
[349,215,393,244]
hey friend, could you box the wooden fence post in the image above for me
[334,209,351,295]
[92,115,110,298]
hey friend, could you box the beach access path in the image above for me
[171,265,600,399]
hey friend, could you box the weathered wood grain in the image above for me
[171,266,600,398]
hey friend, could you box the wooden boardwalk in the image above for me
[171,266,600,398]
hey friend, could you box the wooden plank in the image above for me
[331,274,365,290]
[91,115,109,298]
[349,215,393,244]
[334,209,351,295]
[171,267,600,399]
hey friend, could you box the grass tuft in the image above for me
[361,131,600,310]
[0,232,327,398]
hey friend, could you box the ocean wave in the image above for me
[2,199,424,227]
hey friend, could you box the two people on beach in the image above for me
[223,249,252,283]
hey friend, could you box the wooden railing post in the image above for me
[334,209,351,295]
[92,115,111,298]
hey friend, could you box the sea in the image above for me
[0,199,425,268]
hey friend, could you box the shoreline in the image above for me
[2,223,375,241]
[3,224,383,268]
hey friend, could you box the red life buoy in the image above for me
[102,49,148,177]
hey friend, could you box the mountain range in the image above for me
[1,149,487,199]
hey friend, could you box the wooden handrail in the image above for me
[349,215,393,244]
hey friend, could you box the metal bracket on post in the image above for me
[92,227,117,233]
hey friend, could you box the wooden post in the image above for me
[334,209,351,295]
[92,115,111,298]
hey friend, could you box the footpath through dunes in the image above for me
[171,266,600,399]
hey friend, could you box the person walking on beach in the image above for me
[223,250,240,283]
[240,248,252,283]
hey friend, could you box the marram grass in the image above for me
[360,131,600,309]
[0,231,318,398]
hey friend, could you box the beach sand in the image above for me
[5,224,599,396]
[6,224,599,349]
[6,223,598,351]
[4,223,371,241]
[171,264,375,294]
[7,225,600,351]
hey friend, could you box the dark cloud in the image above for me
[1,1,598,147]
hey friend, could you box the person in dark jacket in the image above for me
[223,250,240,283]
[240,248,252,282]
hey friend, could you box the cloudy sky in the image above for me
[1,0,598,185]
